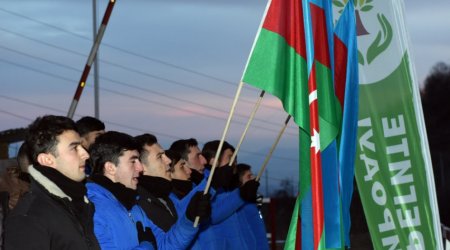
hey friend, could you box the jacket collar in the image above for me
[29,165,89,203]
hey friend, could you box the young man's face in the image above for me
[142,144,172,180]
[208,148,234,167]
[171,159,191,181]
[52,130,89,182]
[240,170,254,186]
[81,130,105,150]
[187,146,206,173]
[114,150,143,190]
[219,148,234,167]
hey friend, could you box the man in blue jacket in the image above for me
[236,163,269,250]
[198,140,261,250]
[133,134,211,250]
[169,138,206,186]
[170,139,260,249]
[86,131,155,249]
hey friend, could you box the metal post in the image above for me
[92,0,100,118]
[67,0,116,118]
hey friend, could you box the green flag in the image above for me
[353,0,442,249]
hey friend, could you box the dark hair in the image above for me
[169,138,198,161]
[134,134,157,148]
[201,140,235,164]
[134,133,158,166]
[16,142,31,172]
[89,131,138,174]
[25,115,77,165]
[75,116,105,137]
[236,163,251,183]
[165,149,181,170]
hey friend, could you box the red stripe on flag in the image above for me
[334,34,348,106]
[262,0,307,58]
[308,64,324,249]
[310,3,330,67]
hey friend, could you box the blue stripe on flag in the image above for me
[321,141,342,248]
[334,1,359,247]
[301,188,314,250]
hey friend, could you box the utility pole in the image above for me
[92,0,100,118]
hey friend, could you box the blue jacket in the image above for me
[86,182,154,250]
[189,187,247,249]
[169,178,210,216]
[131,190,200,250]
[131,204,199,250]
[236,203,269,250]
[170,169,240,224]
[192,189,247,250]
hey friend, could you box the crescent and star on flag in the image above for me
[309,89,321,154]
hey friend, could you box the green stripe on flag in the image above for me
[299,128,312,200]
[315,61,341,149]
[285,196,301,250]
[243,29,309,130]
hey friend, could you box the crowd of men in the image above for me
[0,115,268,249]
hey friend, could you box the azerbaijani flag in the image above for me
[242,0,359,249]
[241,1,310,247]
[302,0,342,249]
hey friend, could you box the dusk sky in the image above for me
[1,0,449,194]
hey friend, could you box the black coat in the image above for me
[4,166,100,250]
[137,186,178,232]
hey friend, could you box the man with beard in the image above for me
[5,115,100,250]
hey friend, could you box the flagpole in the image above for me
[255,115,291,182]
[228,90,265,167]
[193,81,245,227]
[67,0,116,119]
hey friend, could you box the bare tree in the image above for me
[421,62,450,227]
[273,178,295,198]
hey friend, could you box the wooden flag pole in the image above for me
[193,81,244,227]
[255,115,291,182]
[228,90,265,167]
[67,0,116,118]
